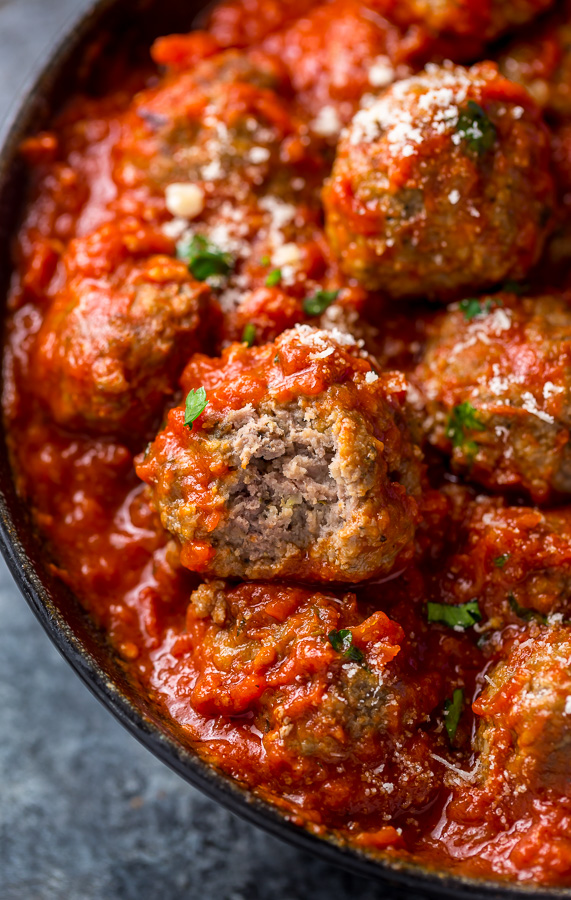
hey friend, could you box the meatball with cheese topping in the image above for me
[474,624,571,799]
[115,49,324,223]
[323,62,554,300]
[31,222,211,439]
[412,292,571,502]
[137,326,422,582]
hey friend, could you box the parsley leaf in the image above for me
[265,268,282,287]
[184,387,208,427]
[303,289,339,317]
[328,628,366,665]
[443,688,464,742]
[456,101,496,156]
[447,401,485,456]
[494,553,510,568]
[241,323,256,347]
[508,593,547,623]
[459,297,492,321]
[501,280,528,296]
[260,255,271,267]
[427,600,481,629]
[177,234,234,281]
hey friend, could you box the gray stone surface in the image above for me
[0,4,423,898]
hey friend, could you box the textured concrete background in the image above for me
[0,3,423,898]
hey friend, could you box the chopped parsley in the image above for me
[427,600,481,629]
[443,688,464,742]
[260,255,271,267]
[494,553,510,568]
[501,280,528,296]
[328,629,366,665]
[303,289,340,317]
[184,387,208,427]
[446,401,485,457]
[456,101,496,156]
[459,297,492,321]
[508,593,547,623]
[265,268,282,287]
[241,323,256,347]
[177,234,234,281]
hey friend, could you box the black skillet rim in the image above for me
[0,2,568,897]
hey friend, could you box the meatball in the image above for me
[171,580,445,819]
[32,223,211,438]
[377,0,556,43]
[115,50,324,219]
[438,496,571,627]
[136,325,422,582]
[498,1,571,119]
[412,291,571,502]
[262,0,413,130]
[323,62,554,300]
[474,624,571,798]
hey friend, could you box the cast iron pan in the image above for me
[0,2,567,897]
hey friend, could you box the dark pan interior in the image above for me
[0,2,569,897]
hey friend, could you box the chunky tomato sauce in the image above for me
[5,0,571,886]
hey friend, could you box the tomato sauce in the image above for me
[4,0,571,887]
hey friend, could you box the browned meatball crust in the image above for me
[412,291,571,502]
[474,624,571,798]
[31,223,211,438]
[136,326,422,582]
[323,62,554,301]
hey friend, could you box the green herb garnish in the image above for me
[184,387,208,427]
[494,554,510,568]
[459,297,492,321]
[265,268,282,287]
[260,255,271,267]
[447,401,485,457]
[241,323,256,347]
[501,280,528,296]
[303,289,340,317]
[177,234,234,281]
[456,101,496,156]
[443,688,464,742]
[508,593,547,623]
[427,600,481,629]
[328,629,366,665]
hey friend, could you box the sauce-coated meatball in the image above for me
[439,496,571,627]
[498,0,571,119]
[137,326,422,582]
[376,0,555,43]
[323,63,554,300]
[412,292,571,502]
[32,223,210,438]
[169,579,445,819]
[474,624,571,798]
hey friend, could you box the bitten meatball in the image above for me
[32,223,210,438]
[474,624,571,798]
[439,496,571,627]
[412,291,571,502]
[323,62,554,300]
[169,580,445,820]
[137,325,422,582]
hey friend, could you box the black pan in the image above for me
[0,2,567,897]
